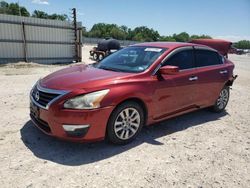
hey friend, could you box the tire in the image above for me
[107,101,144,145]
[93,53,98,61]
[211,86,230,113]
[98,54,104,61]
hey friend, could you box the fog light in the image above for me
[63,124,89,131]
[63,124,90,137]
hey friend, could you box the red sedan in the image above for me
[30,42,237,144]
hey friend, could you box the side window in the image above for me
[163,50,195,70]
[220,54,226,64]
[195,50,223,67]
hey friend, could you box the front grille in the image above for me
[31,85,60,108]
[30,114,51,133]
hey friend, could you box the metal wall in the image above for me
[0,14,82,64]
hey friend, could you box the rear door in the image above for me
[153,47,198,119]
[193,47,229,107]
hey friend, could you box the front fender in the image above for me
[101,82,155,123]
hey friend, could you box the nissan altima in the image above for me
[30,42,236,144]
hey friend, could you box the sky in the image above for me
[4,0,250,42]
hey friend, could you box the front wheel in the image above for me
[107,102,144,145]
[211,86,230,112]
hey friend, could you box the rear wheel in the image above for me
[98,54,104,61]
[107,102,144,145]
[93,53,98,61]
[211,86,230,112]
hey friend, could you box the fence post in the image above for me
[78,28,82,62]
[72,8,79,62]
[21,22,28,62]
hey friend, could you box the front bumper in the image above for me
[30,101,114,142]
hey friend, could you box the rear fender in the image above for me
[226,75,238,86]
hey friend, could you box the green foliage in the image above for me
[190,34,212,40]
[32,10,48,19]
[19,7,30,17]
[159,36,176,42]
[32,11,68,21]
[0,1,30,17]
[87,23,213,42]
[88,23,127,39]
[131,26,160,41]
[110,27,126,40]
[173,32,190,42]
[32,10,68,21]
[160,33,212,42]
[234,40,250,49]
[0,1,67,21]
[88,24,160,41]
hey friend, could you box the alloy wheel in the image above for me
[216,88,229,110]
[114,108,141,140]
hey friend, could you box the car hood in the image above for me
[40,64,132,90]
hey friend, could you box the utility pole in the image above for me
[18,0,28,62]
[72,8,79,62]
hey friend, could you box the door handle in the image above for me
[189,76,198,81]
[220,70,228,74]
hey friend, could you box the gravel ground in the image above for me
[0,47,249,188]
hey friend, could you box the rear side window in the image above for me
[163,50,195,70]
[195,50,222,67]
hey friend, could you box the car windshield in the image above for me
[96,46,167,73]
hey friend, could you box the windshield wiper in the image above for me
[99,66,124,72]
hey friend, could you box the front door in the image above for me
[153,47,198,120]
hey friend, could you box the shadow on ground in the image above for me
[20,109,228,166]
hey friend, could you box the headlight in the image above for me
[63,89,110,109]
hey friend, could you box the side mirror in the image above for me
[159,65,179,75]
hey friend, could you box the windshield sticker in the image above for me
[145,48,162,52]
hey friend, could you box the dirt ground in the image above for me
[0,46,249,188]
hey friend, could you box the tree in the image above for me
[110,27,126,40]
[234,40,250,49]
[190,34,212,40]
[7,3,20,15]
[0,1,67,20]
[159,35,176,42]
[88,23,127,40]
[89,23,107,38]
[82,27,88,37]
[120,25,128,33]
[19,6,30,17]
[131,26,160,41]
[48,13,68,21]
[85,23,214,42]
[0,1,30,16]
[32,10,48,19]
[88,24,161,41]
[133,33,144,41]
[120,25,128,39]
[173,32,190,42]
[32,10,68,21]
[127,28,133,40]
[0,1,8,14]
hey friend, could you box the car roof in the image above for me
[132,42,202,50]
[132,41,233,56]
